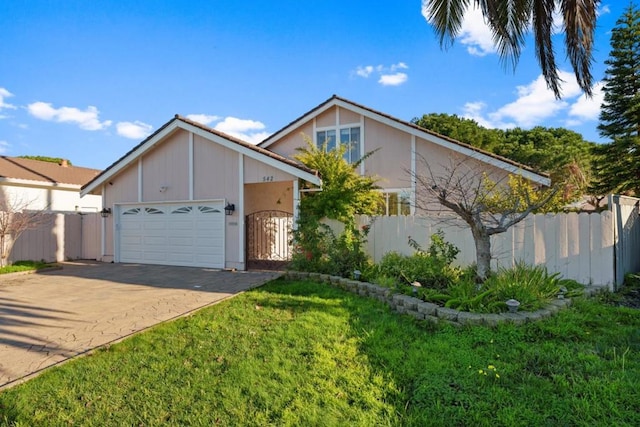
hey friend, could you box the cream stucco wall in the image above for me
[267,123,313,160]
[142,131,190,201]
[315,107,336,127]
[244,181,294,215]
[243,157,297,184]
[363,118,412,189]
[193,133,240,200]
[339,107,360,125]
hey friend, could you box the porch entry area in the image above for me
[246,210,294,270]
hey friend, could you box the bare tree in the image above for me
[412,156,557,282]
[0,192,49,267]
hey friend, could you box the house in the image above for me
[0,156,102,212]
[81,96,549,271]
[260,95,550,216]
[81,115,321,270]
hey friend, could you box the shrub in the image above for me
[289,222,372,277]
[373,231,462,290]
[444,261,583,312]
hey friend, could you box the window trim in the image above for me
[378,188,412,216]
[315,122,362,164]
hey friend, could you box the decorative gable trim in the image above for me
[260,95,551,187]
[81,117,321,197]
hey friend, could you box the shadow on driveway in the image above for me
[0,261,282,390]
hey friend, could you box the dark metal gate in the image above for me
[246,210,294,270]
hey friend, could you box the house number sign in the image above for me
[262,176,274,182]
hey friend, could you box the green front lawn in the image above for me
[1,279,638,426]
[0,261,54,275]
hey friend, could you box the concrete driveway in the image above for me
[0,261,281,390]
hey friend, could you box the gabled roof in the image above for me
[259,95,551,187]
[81,115,321,196]
[0,156,100,187]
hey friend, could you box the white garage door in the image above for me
[118,202,225,268]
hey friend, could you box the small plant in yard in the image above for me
[289,221,373,277]
[372,230,462,290]
[477,364,500,381]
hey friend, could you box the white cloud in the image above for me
[568,82,604,123]
[27,102,112,131]
[422,2,495,56]
[353,62,409,86]
[186,114,221,126]
[458,6,497,56]
[598,4,611,17]
[0,140,9,154]
[390,62,408,71]
[0,88,17,113]
[462,101,515,129]
[462,71,600,129]
[355,65,375,78]
[116,121,153,139]
[183,114,271,144]
[379,72,408,86]
[214,117,270,144]
[493,71,578,127]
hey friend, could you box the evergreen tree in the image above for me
[592,4,640,196]
[598,4,640,139]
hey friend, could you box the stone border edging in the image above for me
[284,271,604,327]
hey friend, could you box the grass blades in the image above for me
[0,261,53,275]
[1,278,639,426]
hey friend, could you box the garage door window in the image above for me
[172,206,193,214]
[198,206,220,213]
[123,208,141,215]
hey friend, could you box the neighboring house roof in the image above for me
[259,95,551,187]
[81,115,321,196]
[0,156,101,188]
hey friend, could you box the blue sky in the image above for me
[0,1,625,170]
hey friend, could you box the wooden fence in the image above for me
[8,212,100,264]
[327,196,640,291]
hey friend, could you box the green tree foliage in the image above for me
[423,0,598,98]
[17,156,72,165]
[591,4,640,196]
[598,4,640,140]
[294,138,381,223]
[412,114,594,207]
[411,113,503,152]
[290,137,382,275]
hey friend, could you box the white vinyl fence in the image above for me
[331,195,640,290]
[610,195,640,286]
[8,212,100,264]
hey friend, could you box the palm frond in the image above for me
[561,0,597,97]
[424,0,472,48]
[532,0,561,97]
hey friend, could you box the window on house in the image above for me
[317,126,361,163]
[316,129,336,151]
[377,190,411,216]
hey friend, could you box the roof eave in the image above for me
[81,117,321,197]
[260,95,550,186]
[1,177,83,191]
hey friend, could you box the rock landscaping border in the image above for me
[284,271,605,327]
